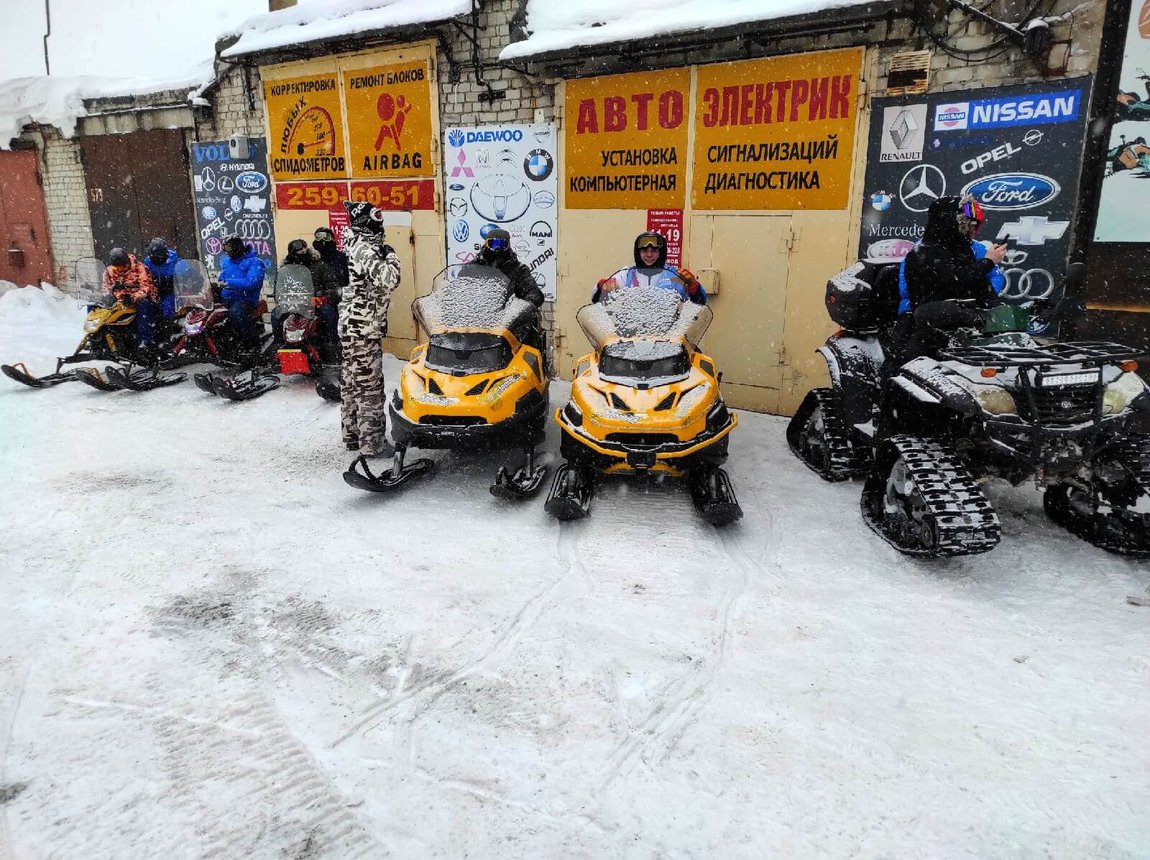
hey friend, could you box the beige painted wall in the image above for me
[553,48,879,416]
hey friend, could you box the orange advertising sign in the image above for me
[275,179,435,211]
[565,68,690,209]
[691,48,863,210]
[343,61,434,179]
[265,73,348,181]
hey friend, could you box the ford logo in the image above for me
[961,172,1059,210]
[449,183,465,191]
[235,171,267,194]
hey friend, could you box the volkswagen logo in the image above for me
[453,220,469,242]
[899,164,946,212]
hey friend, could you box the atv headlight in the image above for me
[971,384,1017,415]
[1103,372,1149,415]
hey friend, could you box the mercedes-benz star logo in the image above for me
[899,164,947,212]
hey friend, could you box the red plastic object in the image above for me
[277,349,311,375]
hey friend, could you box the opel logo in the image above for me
[899,164,947,212]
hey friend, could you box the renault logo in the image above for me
[899,164,947,212]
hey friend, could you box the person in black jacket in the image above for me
[312,227,349,287]
[898,195,1008,360]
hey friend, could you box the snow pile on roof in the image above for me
[501,0,882,60]
[221,0,471,58]
[0,60,214,147]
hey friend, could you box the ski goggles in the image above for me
[960,198,985,227]
[636,234,664,249]
[485,236,509,251]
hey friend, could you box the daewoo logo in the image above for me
[961,173,1060,210]
[447,129,465,148]
[235,172,267,194]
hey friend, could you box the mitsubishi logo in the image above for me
[899,164,947,212]
[996,215,1070,246]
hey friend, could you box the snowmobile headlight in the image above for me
[83,317,102,333]
[1103,372,1149,415]
[285,329,305,344]
[674,384,710,419]
[485,373,524,402]
[184,321,203,335]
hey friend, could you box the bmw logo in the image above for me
[524,149,554,181]
[453,220,469,242]
[870,191,894,211]
[447,129,465,148]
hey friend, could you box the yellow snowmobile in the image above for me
[2,257,181,391]
[343,263,549,496]
[546,272,742,525]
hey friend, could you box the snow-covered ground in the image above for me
[1,285,1147,857]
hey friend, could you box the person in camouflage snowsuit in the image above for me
[339,201,401,456]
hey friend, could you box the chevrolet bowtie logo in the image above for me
[996,215,1070,246]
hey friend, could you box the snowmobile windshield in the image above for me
[273,263,316,319]
[599,339,691,385]
[173,260,212,312]
[414,264,535,337]
[74,257,107,305]
[426,332,514,375]
[577,281,713,353]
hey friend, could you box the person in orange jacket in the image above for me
[101,247,159,350]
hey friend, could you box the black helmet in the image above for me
[108,247,130,268]
[483,228,512,258]
[313,227,336,246]
[633,231,667,269]
[343,200,385,236]
[222,236,246,260]
[146,237,169,265]
[286,239,310,263]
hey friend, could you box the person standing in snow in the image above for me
[218,236,267,347]
[592,231,707,304]
[339,201,401,456]
[101,247,159,355]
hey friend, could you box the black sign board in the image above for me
[189,139,277,278]
[859,78,1091,305]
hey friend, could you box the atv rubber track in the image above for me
[786,388,868,482]
[861,435,1001,558]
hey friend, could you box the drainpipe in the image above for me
[43,0,51,75]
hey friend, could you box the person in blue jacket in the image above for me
[142,237,183,319]
[218,236,267,344]
[592,232,707,305]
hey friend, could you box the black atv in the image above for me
[789,261,1150,558]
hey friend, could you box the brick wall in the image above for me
[28,128,95,293]
[194,64,266,140]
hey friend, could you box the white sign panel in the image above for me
[442,123,558,300]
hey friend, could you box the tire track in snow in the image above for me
[598,482,774,788]
[330,524,584,748]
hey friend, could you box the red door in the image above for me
[0,150,54,286]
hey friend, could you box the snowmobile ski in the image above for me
[213,370,280,401]
[689,467,744,527]
[343,449,434,492]
[112,368,187,392]
[860,435,1001,558]
[75,366,124,391]
[490,451,548,500]
[544,464,593,520]
[193,372,220,395]
[1,362,78,389]
[315,375,341,402]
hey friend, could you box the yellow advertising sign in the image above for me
[344,60,434,179]
[264,73,347,181]
[692,48,863,210]
[565,68,690,209]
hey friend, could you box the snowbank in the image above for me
[221,0,471,59]
[502,0,882,59]
[0,61,215,147]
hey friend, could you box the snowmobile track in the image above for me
[786,387,869,482]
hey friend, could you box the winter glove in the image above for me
[380,244,396,259]
[678,268,700,296]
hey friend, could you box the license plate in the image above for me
[1039,372,1098,387]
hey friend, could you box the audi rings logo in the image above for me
[235,219,272,240]
[1000,267,1056,301]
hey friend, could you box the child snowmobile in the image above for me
[544,273,742,526]
[2,256,182,391]
[789,260,1150,557]
[343,263,549,497]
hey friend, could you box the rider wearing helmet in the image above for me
[141,237,183,319]
[592,232,707,304]
[473,229,544,307]
[273,238,339,358]
[218,236,267,345]
[312,227,349,287]
[101,246,159,351]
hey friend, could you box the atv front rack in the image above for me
[940,341,1144,368]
